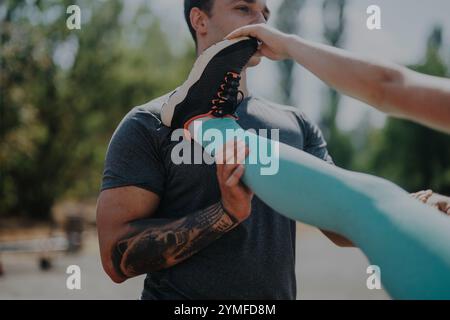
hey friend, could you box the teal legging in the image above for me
[194,118,450,299]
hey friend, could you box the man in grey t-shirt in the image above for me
[97,0,352,300]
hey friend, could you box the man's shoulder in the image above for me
[119,91,174,130]
[250,96,317,130]
[249,96,332,163]
[135,92,174,116]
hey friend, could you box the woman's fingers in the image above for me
[226,24,290,61]
[225,25,261,40]
[411,189,433,203]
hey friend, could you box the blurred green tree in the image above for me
[319,0,354,168]
[275,0,306,106]
[1,0,195,219]
[359,27,450,194]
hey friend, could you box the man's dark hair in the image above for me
[184,0,215,44]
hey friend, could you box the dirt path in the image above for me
[0,224,389,300]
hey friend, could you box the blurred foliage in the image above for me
[275,0,354,168]
[1,0,449,221]
[1,0,195,219]
[356,27,450,193]
[275,0,305,106]
[277,0,449,193]
[319,0,354,168]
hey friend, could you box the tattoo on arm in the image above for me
[111,202,239,278]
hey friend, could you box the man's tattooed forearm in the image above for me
[112,202,238,278]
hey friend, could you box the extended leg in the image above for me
[194,117,450,299]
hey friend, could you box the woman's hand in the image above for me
[225,24,294,61]
[411,190,450,215]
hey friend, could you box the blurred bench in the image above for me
[0,215,84,275]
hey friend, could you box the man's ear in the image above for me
[190,7,209,38]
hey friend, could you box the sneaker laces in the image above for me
[210,71,244,117]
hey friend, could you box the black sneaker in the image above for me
[161,37,258,130]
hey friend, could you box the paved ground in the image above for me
[0,224,389,300]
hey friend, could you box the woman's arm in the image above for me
[226,24,450,133]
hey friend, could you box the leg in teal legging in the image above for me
[193,117,450,299]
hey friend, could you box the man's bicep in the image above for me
[101,112,165,196]
[96,186,160,282]
[97,186,160,224]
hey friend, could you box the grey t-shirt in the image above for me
[101,94,333,300]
